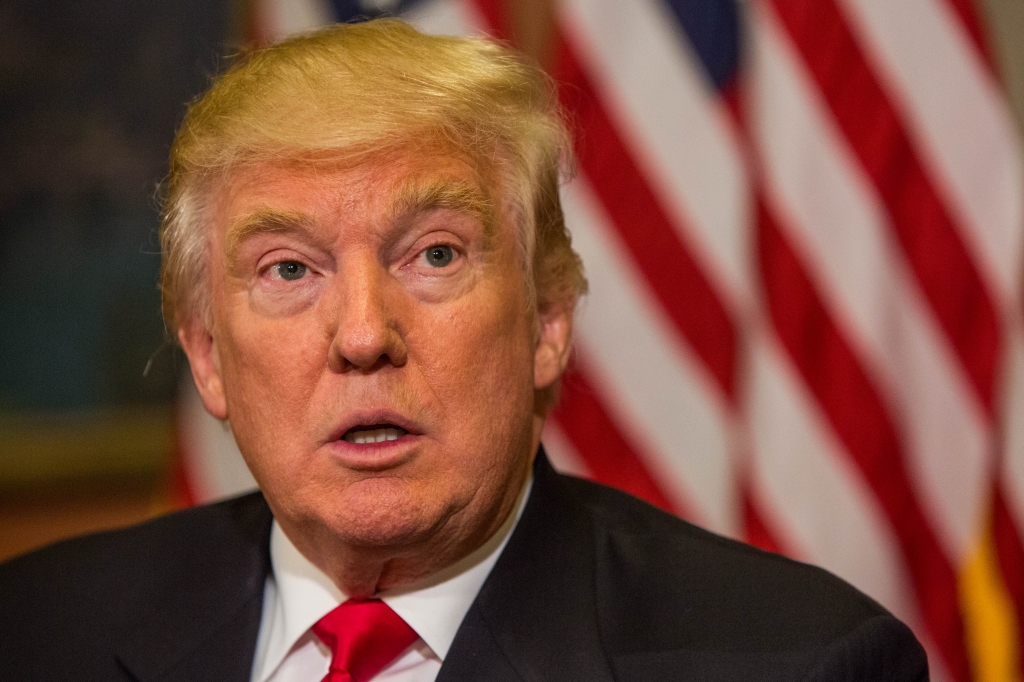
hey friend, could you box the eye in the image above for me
[273,261,307,281]
[421,245,454,268]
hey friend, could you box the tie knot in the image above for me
[312,599,418,682]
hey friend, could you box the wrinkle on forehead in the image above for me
[217,153,504,271]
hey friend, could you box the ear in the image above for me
[534,302,574,391]
[178,316,228,420]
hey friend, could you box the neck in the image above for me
[280,466,534,598]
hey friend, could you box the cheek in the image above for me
[214,301,328,456]
[413,285,537,437]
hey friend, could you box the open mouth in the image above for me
[342,424,409,444]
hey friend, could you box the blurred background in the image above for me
[0,0,231,556]
[3,0,1024,680]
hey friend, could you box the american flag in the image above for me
[175,1,1024,679]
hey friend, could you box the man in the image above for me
[0,19,927,681]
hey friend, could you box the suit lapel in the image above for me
[114,493,273,682]
[438,451,616,682]
[111,455,614,682]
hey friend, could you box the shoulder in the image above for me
[0,492,271,673]
[560,474,881,626]
[0,490,270,596]
[557,474,927,680]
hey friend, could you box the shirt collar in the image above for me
[258,473,533,679]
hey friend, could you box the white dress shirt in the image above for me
[250,475,533,682]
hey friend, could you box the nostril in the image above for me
[329,323,407,373]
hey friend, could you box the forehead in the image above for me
[222,149,483,212]
[209,148,518,256]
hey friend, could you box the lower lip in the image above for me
[322,433,421,470]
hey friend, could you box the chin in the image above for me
[318,478,449,549]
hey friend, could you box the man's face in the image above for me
[181,150,569,584]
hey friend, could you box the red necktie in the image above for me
[312,599,419,682]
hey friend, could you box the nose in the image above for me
[326,257,408,373]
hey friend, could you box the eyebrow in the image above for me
[389,179,495,236]
[223,209,315,265]
[222,178,495,266]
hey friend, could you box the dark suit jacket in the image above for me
[0,452,928,681]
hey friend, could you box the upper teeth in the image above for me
[344,427,405,444]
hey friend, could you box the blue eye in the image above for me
[424,245,454,268]
[275,261,307,280]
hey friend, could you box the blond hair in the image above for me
[159,18,586,334]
